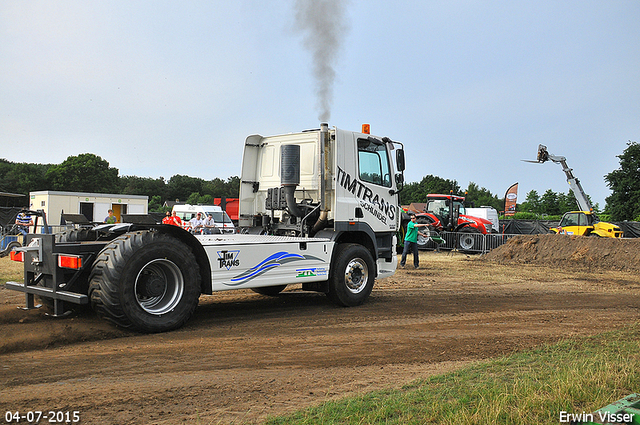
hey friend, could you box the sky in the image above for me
[1,0,639,209]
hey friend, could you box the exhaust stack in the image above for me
[281,144,304,218]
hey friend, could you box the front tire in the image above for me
[328,244,375,307]
[89,231,201,333]
[457,227,481,252]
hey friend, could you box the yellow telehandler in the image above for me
[524,145,623,238]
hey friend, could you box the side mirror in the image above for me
[396,149,405,171]
[391,173,405,195]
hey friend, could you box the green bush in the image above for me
[512,212,538,220]
[500,212,562,221]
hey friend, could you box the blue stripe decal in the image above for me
[226,251,322,286]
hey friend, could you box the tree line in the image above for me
[1,141,638,220]
[399,141,640,222]
[0,153,239,212]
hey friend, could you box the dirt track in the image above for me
[1,235,640,424]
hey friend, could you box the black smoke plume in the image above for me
[294,0,349,122]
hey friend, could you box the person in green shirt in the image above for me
[400,214,430,269]
[104,209,117,224]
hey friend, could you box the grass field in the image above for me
[0,256,22,286]
[265,325,640,425]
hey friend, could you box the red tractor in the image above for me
[415,193,494,252]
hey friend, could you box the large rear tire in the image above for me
[328,244,375,307]
[89,231,201,333]
[56,228,97,243]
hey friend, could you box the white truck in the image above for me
[7,123,406,332]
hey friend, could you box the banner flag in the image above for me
[504,183,518,216]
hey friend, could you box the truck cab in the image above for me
[239,123,405,276]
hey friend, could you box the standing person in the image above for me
[15,208,33,236]
[104,209,117,224]
[203,213,216,234]
[400,214,430,269]
[163,211,183,227]
[189,212,204,234]
[162,211,172,225]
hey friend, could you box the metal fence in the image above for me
[19,225,518,255]
[419,231,521,254]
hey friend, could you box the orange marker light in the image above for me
[362,124,370,134]
[58,254,82,269]
[10,250,24,262]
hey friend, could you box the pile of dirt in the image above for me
[483,234,640,272]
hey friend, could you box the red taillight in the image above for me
[58,255,82,269]
[10,250,24,262]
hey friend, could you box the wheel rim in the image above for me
[134,259,184,315]
[344,257,369,294]
[459,235,474,250]
[416,219,430,247]
[417,232,428,246]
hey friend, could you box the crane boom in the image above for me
[534,145,593,212]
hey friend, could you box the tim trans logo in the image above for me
[217,250,240,270]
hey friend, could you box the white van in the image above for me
[465,207,500,233]
[172,204,235,234]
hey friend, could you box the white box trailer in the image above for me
[29,191,148,227]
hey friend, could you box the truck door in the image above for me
[334,131,397,234]
[79,202,94,222]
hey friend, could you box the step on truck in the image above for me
[7,123,406,332]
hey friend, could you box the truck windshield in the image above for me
[426,200,448,216]
[357,138,392,187]
[427,199,465,218]
[211,211,233,224]
[560,212,590,227]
